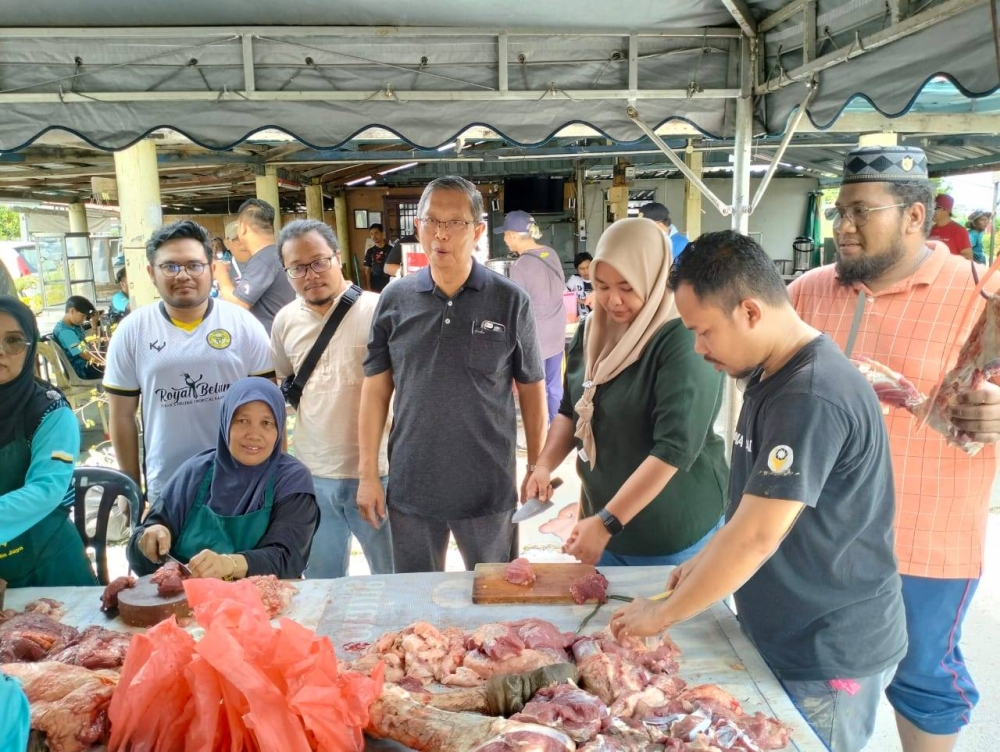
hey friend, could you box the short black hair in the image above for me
[669,231,789,312]
[884,180,935,235]
[574,252,593,268]
[277,219,340,265]
[238,198,276,233]
[115,267,127,284]
[145,219,212,264]
[369,223,384,232]
[65,295,95,314]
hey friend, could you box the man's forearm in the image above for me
[516,380,547,465]
[109,413,141,484]
[536,414,576,471]
[358,373,393,479]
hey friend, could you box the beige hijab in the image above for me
[574,217,681,469]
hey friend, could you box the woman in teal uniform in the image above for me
[127,378,319,580]
[0,296,96,587]
[0,672,29,752]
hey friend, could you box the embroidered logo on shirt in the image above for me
[767,445,794,474]
[206,329,232,350]
[240,282,251,295]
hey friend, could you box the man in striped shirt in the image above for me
[789,145,999,752]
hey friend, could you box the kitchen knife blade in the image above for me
[164,553,193,577]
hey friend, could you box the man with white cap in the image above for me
[496,210,567,422]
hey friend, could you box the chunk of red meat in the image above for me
[504,557,537,586]
[150,561,187,596]
[570,572,609,604]
[473,727,576,752]
[0,613,79,663]
[465,623,526,661]
[23,598,66,619]
[100,575,136,612]
[511,683,611,743]
[509,619,576,652]
[50,625,132,670]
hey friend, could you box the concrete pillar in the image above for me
[731,95,753,235]
[113,140,162,307]
[858,132,898,147]
[683,149,704,240]
[67,203,89,234]
[255,165,282,232]
[333,192,352,282]
[305,183,324,221]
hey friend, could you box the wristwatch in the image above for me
[598,508,625,536]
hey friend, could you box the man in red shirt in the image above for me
[929,194,972,260]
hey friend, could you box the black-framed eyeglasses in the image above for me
[0,334,29,356]
[823,203,905,228]
[417,217,476,233]
[284,256,335,279]
[157,261,208,277]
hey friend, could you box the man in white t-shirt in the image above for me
[271,219,393,578]
[104,220,274,502]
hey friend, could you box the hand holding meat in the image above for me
[562,515,610,565]
[138,525,171,563]
[357,476,386,529]
[948,380,1000,443]
[188,549,240,580]
[610,597,670,640]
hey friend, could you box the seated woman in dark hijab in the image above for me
[128,377,319,580]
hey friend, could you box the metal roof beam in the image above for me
[760,0,814,33]
[794,111,1000,134]
[720,0,758,37]
[929,153,1000,176]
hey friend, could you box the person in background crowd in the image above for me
[525,219,727,567]
[210,236,226,259]
[53,295,104,379]
[272,219,394,578]
[0,671,30,752]
[929,194,973,260]
[128,378,318,580]
[612,231,906,752]
[638,202,690,259]
[358,176,547,573]
[0,296,96,587]
[498,210,567,423]
[566,251,594,318]
[790,145,1000,752]
[214,199,295,333]
[383,233,416,279]
[104,220,274,504]
[364,223,393,292]
[966,210,992,265]
[109,267,131,324]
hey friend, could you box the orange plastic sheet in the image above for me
[108,578,384,752]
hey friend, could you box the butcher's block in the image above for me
[116,573,192,628]
[472,562,598,604]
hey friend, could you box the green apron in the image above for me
[0,418,96,588]
[172,465,273,562]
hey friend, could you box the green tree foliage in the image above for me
[0,206,21,240]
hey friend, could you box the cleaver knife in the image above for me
[511,478,564,523]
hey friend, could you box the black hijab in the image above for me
[0,296,62,447]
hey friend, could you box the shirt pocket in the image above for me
[466,333,511,374]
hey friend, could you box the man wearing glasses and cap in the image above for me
[789,146,1000,752]
[929,193,973,261]
[104,220,274,504]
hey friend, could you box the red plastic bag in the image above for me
[109,578,383,752]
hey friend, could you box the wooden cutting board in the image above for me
[472,562,597,604]
[116,573,191,628]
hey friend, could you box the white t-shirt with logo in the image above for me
[103,298,274,500]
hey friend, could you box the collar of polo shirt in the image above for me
[414,259,489,294]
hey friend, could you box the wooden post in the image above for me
[333,192,353,282]
[305,183,324,221]
[683,148,704,239]
[113,140,162,308]
[67,203,89,234]
[255,165,282,232]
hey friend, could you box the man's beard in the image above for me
[835,239,905,287]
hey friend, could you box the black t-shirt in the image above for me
[364,244,393,291]
[729,335,906,681]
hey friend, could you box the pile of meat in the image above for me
[150,560,187,596]
[0,607,130,670]
[352,620,792,751]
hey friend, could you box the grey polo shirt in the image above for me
[364,260,544,520]
[234,244,296,334]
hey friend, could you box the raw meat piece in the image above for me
[2,661,118,752]
[100,575,136,613]
[50,625,132,670]
[0,613,79,663]
[466,622,527,661]
[150,560,187,596]
[511,682,611,742]
[570,572,609,605]
[366,684,575,752]
[343,641,371,653]
[460,647,570,684]
[23,598,66,620]
[246,574,297,617]
[510,618,577,653]
[504,557,537,586]
[424,663,578,715]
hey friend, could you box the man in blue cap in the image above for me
[496,210,567,422]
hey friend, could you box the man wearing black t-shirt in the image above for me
[611,231,906,752]
[364,223,393,292]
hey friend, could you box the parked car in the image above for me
[0,261,15,298]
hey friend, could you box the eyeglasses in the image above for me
[157,261,208,277]
[0,335,28,356]
[418,217,477,233]
[824,203,905,228]
[285,256,335,279]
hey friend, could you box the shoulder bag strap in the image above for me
[291,284,362,392]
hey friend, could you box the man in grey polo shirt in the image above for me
[358,176,548,573]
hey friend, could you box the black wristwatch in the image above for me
[598,508,625,536]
